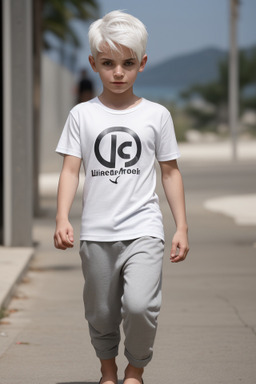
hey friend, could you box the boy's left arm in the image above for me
[159,160,189,263]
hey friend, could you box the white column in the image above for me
[3,0,33,246]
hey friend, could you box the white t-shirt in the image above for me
[56,97,180,241]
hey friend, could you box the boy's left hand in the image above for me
[170,230,189,263]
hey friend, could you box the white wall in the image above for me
[40,55,76,173]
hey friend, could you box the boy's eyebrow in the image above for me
[99,57,136,61]
[99,57,113,61]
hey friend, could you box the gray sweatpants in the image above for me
[79,236,164,368]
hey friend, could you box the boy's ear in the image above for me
[89,55,98,72]
[138,54,147,73]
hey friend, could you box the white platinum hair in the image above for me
[88,10,148,62]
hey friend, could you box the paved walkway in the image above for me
[179,139,256,162]
[0,248,34,311]
[0,140,255,383]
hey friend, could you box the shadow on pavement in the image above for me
[29,264,81,272]
[57,382,123,384]
[57,382,98,384]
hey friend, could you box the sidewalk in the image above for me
[1,139,256,310]
[178,139,256,162]
[179,140,256,227]
[0,141,256,383]
[0,248,34,310]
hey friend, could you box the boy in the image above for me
[54,10,189,384]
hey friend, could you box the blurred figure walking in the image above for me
[77,68,94,103]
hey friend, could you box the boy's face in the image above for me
[89,43,147,96]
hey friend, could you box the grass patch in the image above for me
[0,308,7,320]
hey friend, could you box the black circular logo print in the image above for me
[94,127,141,168]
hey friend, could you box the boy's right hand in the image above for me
[54,219,74,250]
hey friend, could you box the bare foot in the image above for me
[100,378,118,384]
[100,358,118,384]
[123,364,144,384]
[123,379,143,384]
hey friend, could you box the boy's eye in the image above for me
[101,60,135,67]
[124,61,135,67]
[102,61,112,66]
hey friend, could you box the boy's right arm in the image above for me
[54,155,82,250]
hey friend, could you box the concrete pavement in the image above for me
[0,140,256,383]
[178,138,256,162]
[0,247,34,311]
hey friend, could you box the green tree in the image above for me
[181,47,256,130]
[240,48,256,110]
[43,0,99,50]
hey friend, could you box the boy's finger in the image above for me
[57,230,73,248]
[175,247,188,262]
[56,230,74,249]
[178,247,187,261]
[170,242,178,259]
[54,234,67,250]
[67,229,74,244]
[170,244,188,262]
[65,234,74,247]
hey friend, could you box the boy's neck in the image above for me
[98,89,142,110]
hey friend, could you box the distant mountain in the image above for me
[136,47,228,89]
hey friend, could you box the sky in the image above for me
[71,0,256,71]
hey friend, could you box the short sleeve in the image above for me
[55,112,82,158]
[156,114,180,161]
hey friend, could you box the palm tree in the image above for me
[43,0,98,50]
[33,0,99,215]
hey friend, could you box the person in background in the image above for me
[77,68,94,102]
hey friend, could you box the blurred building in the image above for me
[40,54,76,174]
[1,0,33,246]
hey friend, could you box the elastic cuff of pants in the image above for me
[96,347,119,361]
[124,348,152,368]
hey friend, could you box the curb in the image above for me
[0,248,34,310]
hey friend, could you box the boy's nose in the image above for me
[113,65,124,78]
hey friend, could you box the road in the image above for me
[0,160,256,384]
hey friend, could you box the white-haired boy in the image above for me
[54,10,189,384]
